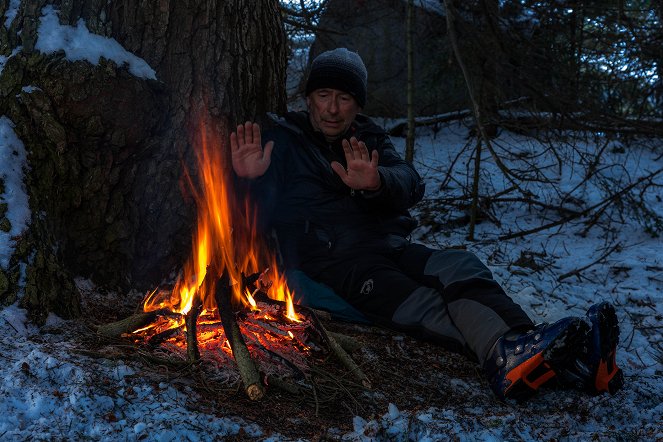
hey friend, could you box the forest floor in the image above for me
[2,121,662,441]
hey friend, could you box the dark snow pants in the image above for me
[312,242,534,365]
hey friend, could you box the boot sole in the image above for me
[542,317,590,375]
[591,302,624,394]
[504,318,589,401]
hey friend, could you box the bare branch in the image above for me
[499,168,663,241]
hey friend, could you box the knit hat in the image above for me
[305,48,368,108]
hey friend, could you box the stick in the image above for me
[264,374,305,395]
[306,308,371,389]
[443,0,531,193]
[215,270,265,401]
[185,293,202,363]
[146,325,182,347]
[499,168,663,241]
[242,332,307,380]
[327,331,362,354]
[557,243,622,282]
[96,310,169,338]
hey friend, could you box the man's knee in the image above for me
[424,249,494,286]
[391,286,467,352]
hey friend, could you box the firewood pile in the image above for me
[96,270,369,403]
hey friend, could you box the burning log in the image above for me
[242,331,307,380]
[185,292,203,363]
[248,295,370,388]
[214,270,265,401]
[146,324,182,347]
[96,309,170,338]
[98,268,368,403]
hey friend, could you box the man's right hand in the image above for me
[230,121,274,179]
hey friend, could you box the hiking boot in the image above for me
[484,317,589,401]
[559,302,625,395]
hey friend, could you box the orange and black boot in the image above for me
[484,317,589,401]
[560,302,625,395]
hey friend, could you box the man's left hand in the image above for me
[331,137,381,191]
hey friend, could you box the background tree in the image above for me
[0,0,287,323]
[405,0,415,163]
[278,0,662,242]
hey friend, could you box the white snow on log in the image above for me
[0,116,30,269]
[413,0,445,15]
[35,5,157,80]
[0,47,22,75]
[20,85,40,94]
[3,0,20,29]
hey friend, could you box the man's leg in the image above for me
[394,244,533,364]
[394,243,599,401]
[314,246,591,401]
[313,245,533,362]
[314,253,470,355]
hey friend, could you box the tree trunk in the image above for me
[477,0,500,130]
[656,0,663,113]
[0,0,287,323]
[405,0,415,163]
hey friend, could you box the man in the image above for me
[230,48,624,401]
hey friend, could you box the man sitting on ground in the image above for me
[230,47,624,401]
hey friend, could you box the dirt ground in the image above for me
[79,287,487,441]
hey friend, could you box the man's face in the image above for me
[307,88,361,142]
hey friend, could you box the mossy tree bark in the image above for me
[0,0,287,323]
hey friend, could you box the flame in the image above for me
[245,289,259,311]
[142,117,300,324]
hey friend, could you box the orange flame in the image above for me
[143,118,300,322]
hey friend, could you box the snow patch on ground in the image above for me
[0,304,269,441]
[0,121,661,440]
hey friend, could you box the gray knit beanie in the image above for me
[305,48,368,107]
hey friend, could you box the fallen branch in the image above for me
[499,168,663,241]
[307,308,371,389]
[264,374,307,396]
[241,330,307,380]
[73,348,190,368]
[387,110,473,136]
[96,309,169,338]
[327,331,362,354]
[215,270,265,401]
[185,292,202,363]
[557,243,622,282]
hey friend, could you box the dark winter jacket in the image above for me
[245,111,425,277]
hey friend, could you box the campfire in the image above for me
[97,120,368,400]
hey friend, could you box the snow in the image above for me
[1,118,661,440]
[0,304,266,441]
[413,0,445,16]
[3,0,20,29]
[20,85,40,94]
[0,46,21,75]
[0,116,30,269]
[1,4,662,439]
[34,5,157,80]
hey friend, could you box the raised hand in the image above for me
[230,121,274,179]
[331,137,381,191]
